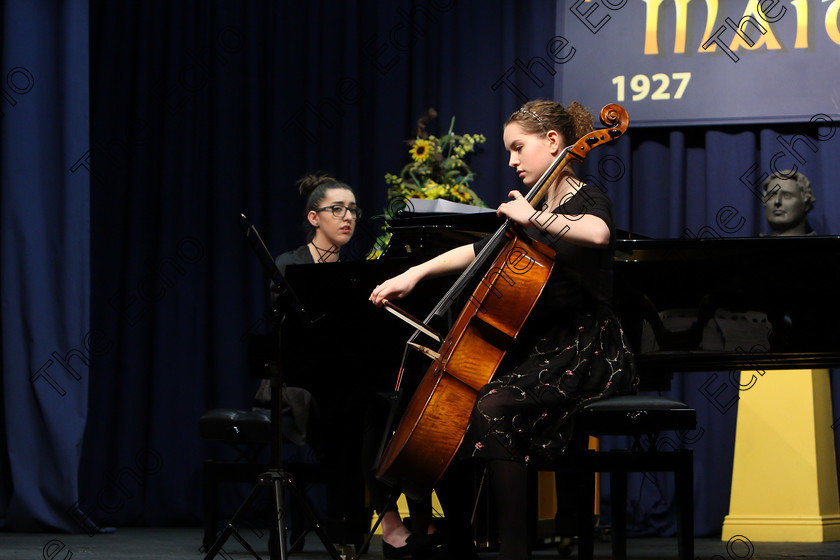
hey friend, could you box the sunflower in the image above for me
[410,139,433,163]
[371,113,487,258]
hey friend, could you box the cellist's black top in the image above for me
[467,183,637,465]
[475,183,614,313]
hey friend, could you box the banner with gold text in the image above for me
[555,0,840,127]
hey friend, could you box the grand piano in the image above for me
[615,234,840,382]
[278,208,840,544]
[349,209,840,382]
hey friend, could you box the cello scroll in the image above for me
[568,103,629,162]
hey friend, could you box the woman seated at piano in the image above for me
[254,173,360,418]
[259,173,438,557]
[370,99,638,560]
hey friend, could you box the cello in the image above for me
[376,104,629,500]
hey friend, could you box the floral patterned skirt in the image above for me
[464,307,638,466]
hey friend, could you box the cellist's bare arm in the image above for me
[497,190,610,247]
[369,244,476,306]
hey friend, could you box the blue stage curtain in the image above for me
[0,0,90,531]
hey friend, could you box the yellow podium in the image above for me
[722,369,840,542]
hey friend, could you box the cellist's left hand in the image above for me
[496,190,536,226]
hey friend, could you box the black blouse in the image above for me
[473,183,615,315]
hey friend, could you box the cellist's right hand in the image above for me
[370,244,477,307]
[370,270,420,307]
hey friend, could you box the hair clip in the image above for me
[517,108,544,123]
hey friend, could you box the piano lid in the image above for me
[384,209,840,373]
[381,208,502,261]
[301,201,840,377]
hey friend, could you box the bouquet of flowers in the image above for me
[367,109,487,259]
[385,108,487,207]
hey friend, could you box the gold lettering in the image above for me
[643,0,666,55]
[643,0,825,56]
[698,0,720,53]
[646,0,718,55]
[791,0,808,48]
[674,0,691,53]
[826,0,840,46]
[728,0,782,51]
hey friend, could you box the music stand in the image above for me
[202,214,341,560]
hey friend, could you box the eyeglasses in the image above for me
[316,205,362,219]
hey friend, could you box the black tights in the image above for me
[433,458,531,560]
[490,459,529,560]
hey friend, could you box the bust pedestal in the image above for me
[722,369,840,541]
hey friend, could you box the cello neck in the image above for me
[420,145,575,326]
[523,144,574,207]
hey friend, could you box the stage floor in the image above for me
[3,527,840,559]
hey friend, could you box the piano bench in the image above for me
[198,407,326,550]
[199,408,272,549]
[566,395,696,560]
[200,408,272,453]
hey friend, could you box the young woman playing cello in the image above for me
[370,100,638,560]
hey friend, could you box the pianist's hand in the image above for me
[370,270,420,307]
